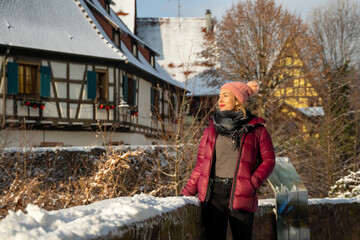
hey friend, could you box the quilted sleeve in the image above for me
[181,127,209,196]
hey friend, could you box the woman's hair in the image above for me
[216,97,247,116]
[234,102,246,116]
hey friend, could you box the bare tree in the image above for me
[200,0,316,127]
[309,0,360,70]
[150,61,214,196]
[304,0,360,191]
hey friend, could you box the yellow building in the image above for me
[274,56,323,136]
[275,57,321,109]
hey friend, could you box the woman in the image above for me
[181,81,275,240]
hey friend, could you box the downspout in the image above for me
[1,47,9,128]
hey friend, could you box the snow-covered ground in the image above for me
[1,194,358,240]
[0,194,199,240]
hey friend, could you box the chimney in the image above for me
[205,9,212,33]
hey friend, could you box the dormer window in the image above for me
[132,41,138,58]
[104,0,113,14]
[113,29,120,49]
[150,55,155,68]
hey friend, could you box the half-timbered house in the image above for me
[0,0,183,147]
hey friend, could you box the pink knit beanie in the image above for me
[220,81,260,104]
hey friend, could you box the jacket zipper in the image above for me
[229,133,246,211]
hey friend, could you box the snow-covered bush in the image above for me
[328,170,360,199]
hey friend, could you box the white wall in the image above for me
[0,129,159,147]
[138,78,152,128]
[0,55,3,117]
[69,63,85,80]
[51,62,67,78]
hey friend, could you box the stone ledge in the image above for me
[95,204,203,240]
[94,200,360,240]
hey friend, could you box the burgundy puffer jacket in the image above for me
[181,117,275,212]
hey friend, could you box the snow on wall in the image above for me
[0,194,358,240]
[0,194,199,240]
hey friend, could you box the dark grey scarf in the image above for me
[212,109,254,151]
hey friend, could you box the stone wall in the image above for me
[95,200,359,240]
[96,204,203,240]
[308,200,360,240]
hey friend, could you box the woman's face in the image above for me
[218,88,238,111]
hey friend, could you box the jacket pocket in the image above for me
[250,175,261,190]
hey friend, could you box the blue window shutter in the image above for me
[132,79,137,106]
[40,66,51,97]
[7,62,18,95]
[87,71,97,99]
[123,75,128,102]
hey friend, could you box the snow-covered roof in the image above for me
[0,0,124,60]
[0,0,183,89]
[136,17,214,94]
[296,107,324,117]
[84,0,148,50]
[83,0,183,88]
[186,75,219,96]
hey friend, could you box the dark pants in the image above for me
[202,181,254,240]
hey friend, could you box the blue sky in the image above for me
[137,0,330,21]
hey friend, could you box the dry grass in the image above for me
[0,146,192,219]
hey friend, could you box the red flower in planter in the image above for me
[105,105,110,110]
[40,105,45,110]
[25,101,30,106]
[99,104,104,109]
[131,110,138,117]
[33,104,37,109]
[110,105,115,109]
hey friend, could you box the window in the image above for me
[168,93,177,120]
[132,42,138,58]
[7,62,50,97]
[123,75,137,106]
[150,55,155,68]
[104,0,111,13]
[96,71,108,101]
[113,29,120,48]
[18,64,38,95]
[151,87,160,114]
[86,70,108,101]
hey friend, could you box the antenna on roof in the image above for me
[170,0,181,27]
[177,0,182,27]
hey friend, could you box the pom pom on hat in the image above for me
[220,80,259,104]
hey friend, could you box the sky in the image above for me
[137,0,330,21]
